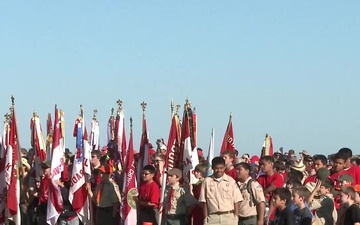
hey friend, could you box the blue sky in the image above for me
[0,1,359,157]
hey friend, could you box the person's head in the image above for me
[234,150,239,158]
[272,187,292,209]
[332,152,347,172]
[41,160,51,177]
[274,160,286,173]
[318,178,334,196]
[142,165,156,182]
[222,150,235,167]
[288,149,295,158]
[351,158,360,166]
[336,174,354,188]
[338,148,352,168]
[212,157,226,178]
[353,185,360,204]
[194,164,207,179]
[241,154,250,163]
[313,155,327,171]
[340,186,356,205]
[235,162,251,181]
[35,177,41,189]
[286,179,302,194]
[292,186,311,206]
[166,168,182,185]
[153,153,165,170]
[91,150,101,167]
[260,156,275,174]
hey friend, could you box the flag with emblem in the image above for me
[47,105,64,225]
[30,112,47,178]
[121,117,137,225]
[220,113,235,154]
[6,105,21,225]
[69,106,91,225]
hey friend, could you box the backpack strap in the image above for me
[246,179,255,207]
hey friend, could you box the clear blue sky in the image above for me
[0,1,359,157]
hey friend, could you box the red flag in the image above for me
[0,120,8,224]
[30,113,47,178]
[137,114,149,181]
[165,115,182,171]
[121,118,137,225]
[7,107,21,225]
[47,106,64,225]
[220,113,235,154]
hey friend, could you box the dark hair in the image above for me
[91,150,101,159]
[286,179,302,188]
[287,169,304,182]
[313,154,327,166]
[273,187,292,205]
[235,162,251,173]
[274,160,286,171]
[212,157,225,167]
[341,186,356,200]
[288,149,295,155]
[260,156,275,164]
[338,148,352,159]
[351,158,360,166]
[222,150,235,159]
[322,178,334,190]
[234,150,239,156]
[334,152,348,162]
[293,186,311,201]
[195,164,208,177]
[142,165,156,174]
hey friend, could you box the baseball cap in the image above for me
[41,160,51,169]
[336,174,354,183]
[316,168,330,181]
[166,168,182,179]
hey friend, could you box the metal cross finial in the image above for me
[171,99,174,114]
[141,101,147,113]
[117,99,123,112]
[11,95,14,106]
[175,104,181,115]
[111,107,114,117]
[185,98,191,109]
[130,116,133,131]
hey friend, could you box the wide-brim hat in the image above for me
[290,160,306,172]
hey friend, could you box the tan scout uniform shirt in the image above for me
[93,180,122,208]
[164,183,198,215]
[199,173,243,214]
[238,177,265,217]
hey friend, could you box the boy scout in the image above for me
[86,165,121,225]
[235,162,265,225]
[163,168,197,225]
[199,157,243,225]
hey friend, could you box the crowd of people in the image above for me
[9,144,360,225]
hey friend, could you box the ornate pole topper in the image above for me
[110,107,115,140]
[130,116,133,132]
[117,99,123,114]
[175,104,181,116]
[171,99,174,117]
[141,101,147,117]
[93,109,98,121]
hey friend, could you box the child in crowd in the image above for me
[192,164,207,225]
[308,178,337,225]
[292,186,313,225]
[270,187,295,225]
[340,186,360,225]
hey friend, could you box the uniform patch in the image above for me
[127,187,138,209]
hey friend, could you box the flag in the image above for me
[121,117,137,225]
[115,110,126,168]
[90,117,100,151]
[69,107,91,225]
[7,107,21,225]
[261,134,273,157]
[47,106,64,225]
[220,113,235,154]
[46,113,52,160]
[0,117,10,224]
[206,128,215,177]
[30,113,47,178]
[137,113,149,182]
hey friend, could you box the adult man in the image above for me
[338,147,360,185]
[303,154,328,184]
[199,157,242,225]
[235,162,265,225]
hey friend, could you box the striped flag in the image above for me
[261,134,273,157]
[121,117,137,225]
[46,113,53,160]
[47,105,64,225]
[6,107,21,225]
[220,113,235,154]
[30,113,47,178]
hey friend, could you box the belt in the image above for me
[210,210,234,215]
[239,215,257,220]
[166,214,186,219]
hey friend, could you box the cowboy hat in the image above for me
[290,160,306,172]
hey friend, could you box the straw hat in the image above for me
[290,160,306,172]
[21,158,31,171]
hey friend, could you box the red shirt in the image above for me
[38,177,50,205]
[344,164,360,185]
[138,180,160,209]
[304,174,317,185]
[225,167,237,181]
[329,170,345,210]
[279,171,287,182]
[257,172,284,202]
